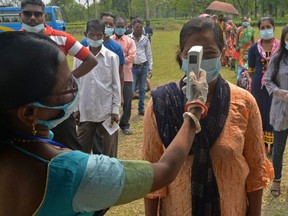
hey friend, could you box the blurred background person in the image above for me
[248,17,280,155]
[112,16,136,135]
[235,17,254,71]
[264,24,288,197]
[128,19,153,116]
[144,20,153,42]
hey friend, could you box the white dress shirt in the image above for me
[74,45,121,123]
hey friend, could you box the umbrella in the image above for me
[205,1,239,15]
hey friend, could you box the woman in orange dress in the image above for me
[142,18,273,216]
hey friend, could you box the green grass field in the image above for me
[67,26,288,215]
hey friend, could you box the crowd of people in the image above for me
[200,14,288,200]
[1,0,288,214]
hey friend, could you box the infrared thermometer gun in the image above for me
[185,46,203,101]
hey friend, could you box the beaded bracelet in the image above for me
[184,101,208,119]
[183,112,201,134]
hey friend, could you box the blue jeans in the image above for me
[132,63,148,113]
[272,129,288,181]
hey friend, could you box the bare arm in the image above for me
[247,189,263,216]
[149,108,201,192]
[72,52,97,78]
[144,197,159,216]
[148,69,208,192]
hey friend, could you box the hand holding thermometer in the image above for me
[185,45,203,100]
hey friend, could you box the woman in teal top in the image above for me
[0,31,208,215]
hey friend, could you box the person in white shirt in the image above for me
[74,19,121,157]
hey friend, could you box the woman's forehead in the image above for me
[184,31,218,49]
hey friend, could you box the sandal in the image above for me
[270,186,281,197]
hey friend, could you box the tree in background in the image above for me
[1,0,288,22]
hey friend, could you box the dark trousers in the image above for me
[272,129,288,181]
[78,121,118,157]
[119,81,133,130]
[51,114,81,150]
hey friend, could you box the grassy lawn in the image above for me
[67,25,288,215]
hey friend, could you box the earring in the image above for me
[32,123,37,136]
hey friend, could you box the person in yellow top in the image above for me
[142,18,273,216]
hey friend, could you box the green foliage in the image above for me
[42,0,288,22]
[48,0,86,22]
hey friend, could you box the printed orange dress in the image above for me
[142,82,273,216]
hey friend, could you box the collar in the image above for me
[93,45,108,57]
[43,24,53,34]
[130,33,144,41]
[111,34,126,41]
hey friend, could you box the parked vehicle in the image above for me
[0,6,66,32]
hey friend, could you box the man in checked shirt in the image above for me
[128,18,153,116]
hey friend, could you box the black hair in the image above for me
[20,0,45,11]
[100,12,115,22]
[116,16,127,25]
[133,18,143,26]
[218,14,225,22]
[176,18,224,67]
[130,15,138,21]
[271,25,288,82]
[257,17,275,28]
[85,19,105,34]
[0,31,60,110]
[0,31,60,132]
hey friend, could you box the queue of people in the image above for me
[0,0,288,214]
[202,14,288,200]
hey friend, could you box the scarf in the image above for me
[257,38,280,88]
[152,75,231,215]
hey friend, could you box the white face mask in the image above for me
[32,91,79,129]
[22,22,45,33]
[181,57,221,83]
[260,29,274,40]
[86,38,104,48]
[104,27,114,37]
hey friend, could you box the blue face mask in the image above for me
[181,58,189,75]
[228,20,233,24]
[260,29,274,40]
[285,41,288,50]
[201,57,221,83]
[115,27,126,36]
[181,57,221,83]
[22,22,45,33]
[31,91,79,129]
[243,54,248,59]
[87,38,103,48]
[242,22,249,27]
[104,27,114,37]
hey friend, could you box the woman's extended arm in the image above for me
[149,70,208,192]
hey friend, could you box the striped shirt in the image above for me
[44,24,90,61]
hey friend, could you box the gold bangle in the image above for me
[183,112,201,134]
